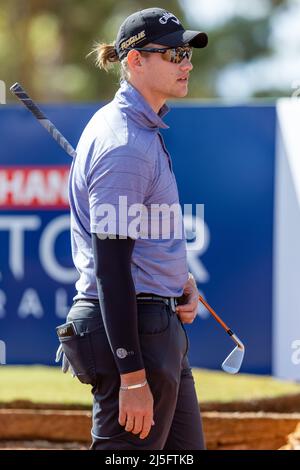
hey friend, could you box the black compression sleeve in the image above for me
[91,233,145,374]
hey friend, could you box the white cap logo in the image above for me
[159,12,180,26]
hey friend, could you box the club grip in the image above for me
[10,82,47,120]
[10,82,77,158]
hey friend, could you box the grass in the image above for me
[193,368,300,402]
[1,366,300,407]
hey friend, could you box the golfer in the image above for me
[58,7,208,450]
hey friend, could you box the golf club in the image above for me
[199,294,245,374]
[10,82,245,374]
[10,82,77,158]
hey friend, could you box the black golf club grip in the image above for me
[10,82,77,158]
[10,82,47,120]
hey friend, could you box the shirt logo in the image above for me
[120,30,146,50]
[159,12,180,25]
[116,348,134,359]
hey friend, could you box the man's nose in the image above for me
[180,57,193,71]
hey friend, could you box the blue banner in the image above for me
[0,104,276,373]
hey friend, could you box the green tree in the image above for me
[0,0,292,102]
[0,0,184,102]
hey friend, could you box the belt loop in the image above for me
[170,298,177,313]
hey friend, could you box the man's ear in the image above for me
[127,50,142,68]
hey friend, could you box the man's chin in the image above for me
[177,88,189,98]
[177,82,189,97]
[165,85,189,100]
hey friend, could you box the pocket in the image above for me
[59,332,96,385]
[137,303,170,335]
[179,320,190,357]
[57,317,117,386]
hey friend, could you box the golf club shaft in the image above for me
[198,294,232,334]
[10,82,77,158]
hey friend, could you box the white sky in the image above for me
[181,0,271,29]
[180,0,300,98]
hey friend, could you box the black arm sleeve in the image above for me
[91,233,145,374]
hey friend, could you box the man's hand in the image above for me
[119,369,154,440]
[176,273,199,324]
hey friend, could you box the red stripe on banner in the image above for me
[0,166,70,209]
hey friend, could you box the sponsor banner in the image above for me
[0,105,275,372]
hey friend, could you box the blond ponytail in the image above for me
[88,43,119,71]
[88,41,150,81]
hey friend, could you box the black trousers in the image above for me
[66,299,206,450]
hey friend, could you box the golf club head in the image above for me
[221,335,245,374]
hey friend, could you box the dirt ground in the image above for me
[1,394,299,450]
[0,440,89,450]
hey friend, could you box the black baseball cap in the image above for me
[115,8,208,61]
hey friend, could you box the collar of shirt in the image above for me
[114,80,170,130]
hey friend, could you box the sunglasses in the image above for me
[127,46,193,64]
